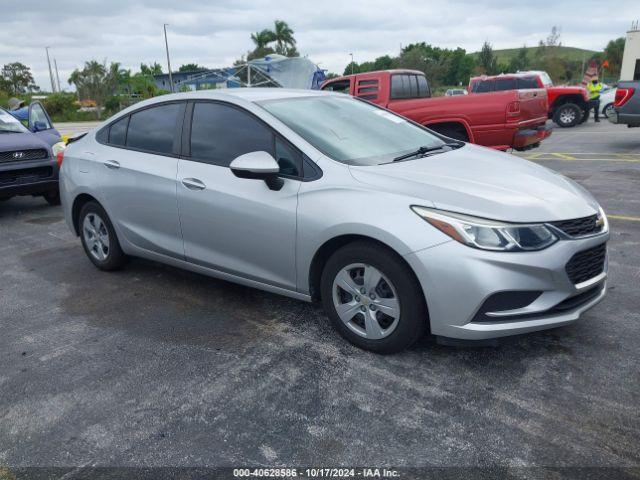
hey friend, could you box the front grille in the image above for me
[0,166,53,185]
[565,243,607,285]
[550,214,601,237]
[0,149,48,163]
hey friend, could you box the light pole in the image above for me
[54,58,62,92]
[349,53,354,75]
[45,47,56,93]
[164,23,174,93]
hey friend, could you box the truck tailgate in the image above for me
[516,89,548,126]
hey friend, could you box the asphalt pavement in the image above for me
[1,119,639,476]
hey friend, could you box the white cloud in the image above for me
[0,0,635,91]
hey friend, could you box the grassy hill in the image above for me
[473,46,599,64]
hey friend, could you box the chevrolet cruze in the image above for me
[60,89,609,352]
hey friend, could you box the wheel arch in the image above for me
[71,193,101,236]
[425,120,472,142]
[551,94,587,110]
[307,234,425,306]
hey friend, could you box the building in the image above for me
[620,21,640,81]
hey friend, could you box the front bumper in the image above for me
[404,231,609,340]
[0,157,59,198]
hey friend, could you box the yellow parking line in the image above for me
[551,153,576,160]
[608,214,640,222]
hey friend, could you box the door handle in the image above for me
[182,178,206,191]
[104,160,120,169]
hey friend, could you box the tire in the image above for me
[603,103,615,118]
[320,241,427,353]
[580,107,590,124]
[43,189,61,206]
[553,103,582,128]
[78,201,127,271]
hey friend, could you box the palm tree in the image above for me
[273,20,297,56]
[250,29,276,49]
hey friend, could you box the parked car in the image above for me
[445,88,467,96]
[61,89,609,353]
[322,69,551,151]
[607,81,640,127]
[469,71,591,128]
[0,102,65,205]
[599,88,617,119]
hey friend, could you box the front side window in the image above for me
[260,95,445,166]
[322,80,351,93]
[190,102,273,167]
[275,137,302,177]
[29,103,52,130]
[126,103,182,155]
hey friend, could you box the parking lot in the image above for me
[1,120,639,474]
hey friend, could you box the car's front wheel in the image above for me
[79,201,127,271]
[320,241,427,353]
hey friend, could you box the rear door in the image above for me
[177,101,300,290]
[96,101,186,259]
[28,101,61,146]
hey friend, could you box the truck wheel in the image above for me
[553,103,582,128]
[580,106,590,123]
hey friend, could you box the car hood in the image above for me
[0,131,51,152]
[348,144,599,222]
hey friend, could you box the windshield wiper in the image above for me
[392,142,463,162]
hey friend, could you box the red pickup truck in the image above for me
[469,71,590,128]
[321,69,552,151]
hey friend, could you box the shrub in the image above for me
[42,92,77,117]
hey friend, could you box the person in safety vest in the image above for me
[587,76,603,122]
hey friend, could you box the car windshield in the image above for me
[259,95,445,166]
[0,108,29,133]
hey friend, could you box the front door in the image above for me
[177,101,301,290]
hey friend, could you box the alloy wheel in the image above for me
[559,107,577,125]
[83,213,110,261]
[332,263,400,340]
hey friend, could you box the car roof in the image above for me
[157,88,331,104]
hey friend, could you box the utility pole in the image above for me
[163,24,174,93]
[45,47,56,93]
[349,53,354,75]
[54,58,61,92]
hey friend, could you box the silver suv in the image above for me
[60,89,609,352]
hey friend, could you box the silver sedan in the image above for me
[60,89,609,352]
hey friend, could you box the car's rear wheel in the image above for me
[320,241,427,353]
[79,201,127,271]
[603,103,615,118]
[43,190,61,206]
[553,103,582,127]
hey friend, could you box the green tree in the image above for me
[68,60,120,119]
[179,63,206,72]
[140,62,163,76]
[604,37,625,78]
[509,45,529,72]
[1,62,38,94]
[273,20,298,56]
[477,41,498,75]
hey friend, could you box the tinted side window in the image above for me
[517,76,539,89]
[275,137,301,177]
[190,102,273,167]
[322,80,351,93]
[391,75,429,99]
[109,116,128,146]
[126,103,182,155]
[473,80,494,93]
[494,78,517,91]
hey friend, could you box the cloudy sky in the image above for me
[0,0,637,90]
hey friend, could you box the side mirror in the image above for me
[32,120,48,132]
[230,151,283,191]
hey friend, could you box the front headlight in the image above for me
[52,141,66,157]
[411,206,558,252]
